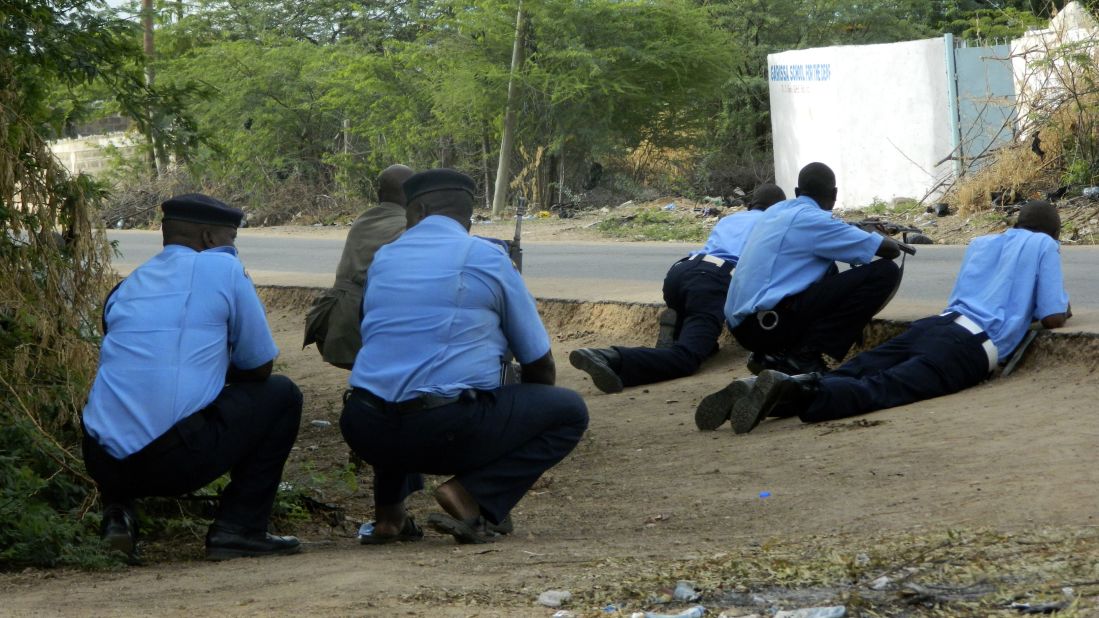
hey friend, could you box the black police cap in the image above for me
[161,193,243,228]
[402,169,476,203]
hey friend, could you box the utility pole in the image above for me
[491,1,525,217]
[142,0,160,177]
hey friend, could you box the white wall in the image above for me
[49,132,139,177]
[1011,1,1099,131]
[769,38,954,210]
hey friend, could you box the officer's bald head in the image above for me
[1016,200,1061,240]
[377,164,415,205]
[795,162,838,211]
[749,183,787,211]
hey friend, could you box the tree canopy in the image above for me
[73,0,1072,216]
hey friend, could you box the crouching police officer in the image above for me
[341,169,589,545]
[82,194,303,561]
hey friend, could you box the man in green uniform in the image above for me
[304,164,415,368]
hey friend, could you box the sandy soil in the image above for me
[4,293,1099,617]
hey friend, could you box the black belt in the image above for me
[85,405,212,466]
[345,387,477,413]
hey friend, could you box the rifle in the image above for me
[852,218,919,256]
[509,195,526,272]
[500,195,527,385]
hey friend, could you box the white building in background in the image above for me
[1011,2,1099,130]
[768,38,958,210]
[767,2,1096,210]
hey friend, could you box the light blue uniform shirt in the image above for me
[83,245,279,459]
[691,209,765,264]
[724,196,884,329]
[350,215,551,401]
[945,228,1069,361]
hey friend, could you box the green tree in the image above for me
[1,0,143,568]
[405,0,734,204]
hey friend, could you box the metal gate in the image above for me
[944,33,1017,178]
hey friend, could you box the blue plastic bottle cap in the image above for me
[759,491,771,498]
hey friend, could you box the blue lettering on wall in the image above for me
[769,63,832,82]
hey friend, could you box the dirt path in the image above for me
[4,295,1099,617]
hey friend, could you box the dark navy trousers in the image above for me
[732,258,900,361]
[803,314,992,422]
[614,256,732,387]
[340,384,588,525]
[82,375,303,532]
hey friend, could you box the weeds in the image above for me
[597,208,709,242]
[950,15,1099,216]
[1,60,116,568]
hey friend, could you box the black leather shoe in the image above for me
[746,352,767,375]
[785,351,829,375]
[747,370,821,428]
[569,348,624,394]
[729,370,821,433]
[205,523,302,561]
[695,378,755,430]
[747,351,828,376]
[101,504,138,563]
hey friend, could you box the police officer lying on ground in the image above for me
[304,164,415,369]
[569,184,787,397]
[340,169,589,545]
[82,194,303,561]
[722,162,902,382]
[703,200,1070,433]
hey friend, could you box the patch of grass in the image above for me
[858,198,924,217]
[597,208,708,242]
[863,198,891,215]
[569,526,1099,617]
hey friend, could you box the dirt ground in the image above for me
[4,289,1099,617]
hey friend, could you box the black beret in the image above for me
[402,169,476,203]
[161,193,243,228]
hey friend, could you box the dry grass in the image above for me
[953,147,1053,216]
[0,60,114,502]
[950,28,1099,217]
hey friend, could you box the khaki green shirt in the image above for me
[303,202,405,368]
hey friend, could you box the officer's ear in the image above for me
[200,227,217,250]
[199,225,236,250]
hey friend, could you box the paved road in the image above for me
[108,229,1099,329]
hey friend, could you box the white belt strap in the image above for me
[700,254,726,268]
[942,312,998,372]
